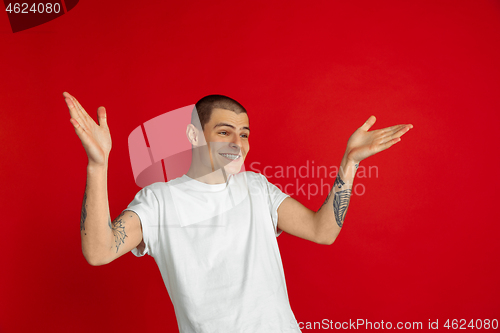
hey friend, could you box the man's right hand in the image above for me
[63,92,112,167]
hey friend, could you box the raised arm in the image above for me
[277,116,413,244]
[64,92,143,265]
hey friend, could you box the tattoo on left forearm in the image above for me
[333,188,351,228]
[334,173,345,189]
[319,173,347,213]
[332,174,351,228]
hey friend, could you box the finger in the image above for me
[64,92,84,120]
[381,125,412,144]
[391,125,412,139]
[69,117,81,131]
[97,106,108,128]
[360,115,376,131]
[67,93,95,130]
[380,124,405,135]
[379,137,401,151]
[384,123,413,133]
[380,125,406,139]
[65,96,90,132]
[67,92,91,122]
[64,95,77,117]
[64,95,85,127]
[73,94,86,113]
[69,117,89,141]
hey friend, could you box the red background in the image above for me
[1,0,499,332]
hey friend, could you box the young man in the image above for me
[64,92,412,332]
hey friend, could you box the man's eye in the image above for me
[240,134,248,138]
[219,131,227,135]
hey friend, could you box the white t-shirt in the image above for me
[125,171,301,333]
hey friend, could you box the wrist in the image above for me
[343,150,359,166]
[87,161,108,173]
[339,153,359,184]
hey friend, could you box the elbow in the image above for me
[313,217,341,245]
[86,257,105,266]
[316,237,336,245]
[83,251,111,266]
[314,231,338,245]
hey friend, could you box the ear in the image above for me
[186,124,203,146]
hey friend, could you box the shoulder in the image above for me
[236,171,274,196]
[240,171,266,180]
[142,175,185,192]
[133,181,171,203]
[139,176,197,202]
[238,171,268,186]
[140,181,166,193]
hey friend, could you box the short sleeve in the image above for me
[260,174,290,237]
[124,186,160,257]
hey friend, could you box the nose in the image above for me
[229,141,240,150]
[229,138,242,151]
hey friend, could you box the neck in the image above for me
[186,163,230,184]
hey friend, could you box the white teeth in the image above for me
[220,153,240,160]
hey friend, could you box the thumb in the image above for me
[360,115,376,131]
[97,106,108,127]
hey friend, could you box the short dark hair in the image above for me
[192,94,247,130]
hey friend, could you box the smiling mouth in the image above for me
[219,153,241,161]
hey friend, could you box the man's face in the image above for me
[201,108,250,175]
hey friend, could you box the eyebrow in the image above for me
[213,122,250,132]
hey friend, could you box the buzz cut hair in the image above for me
[192,94,247,131]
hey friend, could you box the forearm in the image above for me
[314,153,358,244]
[81,163,113,265]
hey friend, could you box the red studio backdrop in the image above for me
[1,0,499,332]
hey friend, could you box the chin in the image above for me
[223,161,244,175]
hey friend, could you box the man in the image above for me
[64,92,412,332]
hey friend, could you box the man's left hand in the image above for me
[345,115,413,164]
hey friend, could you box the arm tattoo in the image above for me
[108,217,112,229]
[333,174,351,228]
[111,212,127,253]
[80,190,87,232]
[318,173,346,212]
[318,190,331,212]
[334,173,345,188]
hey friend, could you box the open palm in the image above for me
[346,115,413,164]
[64,92,112,166]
